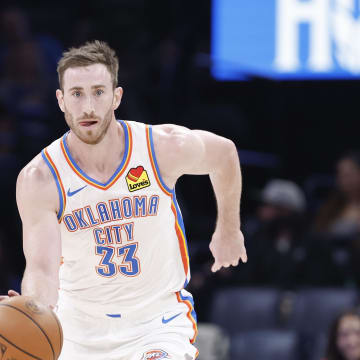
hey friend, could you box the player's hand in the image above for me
[0,290,20,301]
[209,228,247,272]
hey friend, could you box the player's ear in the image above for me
[113,87,123,110]
[56,89,65,113]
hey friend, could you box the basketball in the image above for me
[0,296,63,360]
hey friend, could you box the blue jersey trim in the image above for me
[148,126,173,194]
[171,189,191,287]
[171,189,187,238]
[148,125,190,287]
[41,150,63,221]
[179,291,197,323]
[62,120,129,187]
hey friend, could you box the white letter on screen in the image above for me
[274,0,332,72]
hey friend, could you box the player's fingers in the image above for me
[240,250,248,263]
[223,262,230,268]
[211,261,221,272]
[231,259,239,267]
[8,290,20,297]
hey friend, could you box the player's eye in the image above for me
[95,89,104,96]
[72,91,81,97]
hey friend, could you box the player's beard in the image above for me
[64,105,113,145]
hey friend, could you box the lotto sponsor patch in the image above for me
[141,349,170,359]
[126,166,151,192]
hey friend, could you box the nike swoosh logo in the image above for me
[67,185,87,197]
[162,312,182,324]
[106,313,121,318]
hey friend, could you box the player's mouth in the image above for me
[79,120,98,127]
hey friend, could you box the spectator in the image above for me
[310,151,360,285]
[246,179,309,287]
[189,178,309,302]
[324,308,360,360]
[315,151,360,238]
[0,6,63,156]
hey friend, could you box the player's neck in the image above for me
[67,119,125,180]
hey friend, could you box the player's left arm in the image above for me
[153,124,247,272]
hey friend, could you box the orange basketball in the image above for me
[0,296,63,360]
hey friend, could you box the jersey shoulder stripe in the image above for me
[145,125,172,196]
[145,124,190,283]
[41,148,66,221]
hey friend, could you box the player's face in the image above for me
[337,158,360,196]
[337,315,360,360]
[57,63,122,145]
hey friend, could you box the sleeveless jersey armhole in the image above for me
[41,149,66,222]
[145,125,173,196]
[145,125,191,286]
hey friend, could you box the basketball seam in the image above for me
[0,333,43,360]
[0,304,55,360]
[49,310,63,352]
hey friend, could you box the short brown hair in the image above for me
[57,40,119,90]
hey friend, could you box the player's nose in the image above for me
[84,96,95,113]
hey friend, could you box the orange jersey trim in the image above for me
[171,202,190,277]
[176,292,198,344]
[145,125,172,196]
[43,148,66,222]
[146,125,190,278]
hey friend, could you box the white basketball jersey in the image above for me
[42,121,192,317]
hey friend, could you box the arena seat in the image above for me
[230,330,299,360]
[210,287,281,335]
[288,287,358,334]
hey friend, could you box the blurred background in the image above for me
[2,0,360,359]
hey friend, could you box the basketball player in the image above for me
[1,41,247,359]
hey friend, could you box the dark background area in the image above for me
[1,1,360,359]
[0,0,358,309]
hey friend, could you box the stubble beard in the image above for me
[64,105,113,145]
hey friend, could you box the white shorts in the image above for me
[56,290,198,360]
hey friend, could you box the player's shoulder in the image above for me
[17,135,63,189]
[17,152,59,219]
[151,124,205,176]
[17,152,54,192]
[153,123,206,152]
[152,123,189,136]
[126,120,187,135]
[151,123,194,149]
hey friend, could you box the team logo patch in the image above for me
[126,166,151,192]
[141,350,170,359]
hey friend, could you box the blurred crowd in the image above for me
[325,308,360,360]
[188,150,360,320]
[2,3,360,360]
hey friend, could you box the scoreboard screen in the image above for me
[211,0,360,80]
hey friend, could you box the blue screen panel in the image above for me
[211,0,360,80]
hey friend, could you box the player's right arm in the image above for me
[15,153,61,307]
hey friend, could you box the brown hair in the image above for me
[325,308,360,360]
[314,150,360,232]
[57,40,119,90]
[314,192,346,232]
